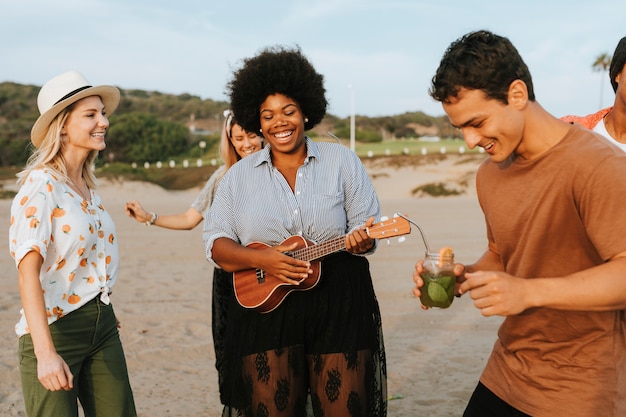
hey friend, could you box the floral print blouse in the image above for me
[9,168,119,337]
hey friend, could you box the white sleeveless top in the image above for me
[594,118,626,152]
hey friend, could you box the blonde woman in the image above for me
[124,111,262,404]
[9,71,136,416]
[124,111,262,229]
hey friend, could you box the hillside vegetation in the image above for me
[0,81,457,168]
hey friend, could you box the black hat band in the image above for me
[53,85,92,105]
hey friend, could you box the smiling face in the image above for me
[259,93,306,157]
[62,95,110,153]
[230,123,263,159]
[443,87,527,162]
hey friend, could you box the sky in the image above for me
[1,0,623,119]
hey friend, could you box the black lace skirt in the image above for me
[212,267,235,390]
[219,252,387,417]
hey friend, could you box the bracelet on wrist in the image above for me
[145,212,158,226]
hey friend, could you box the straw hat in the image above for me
[31,70,121,147]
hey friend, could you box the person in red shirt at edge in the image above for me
[562,37,626,151]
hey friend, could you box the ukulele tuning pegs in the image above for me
[397,236,406,243]
[380,216,389,221]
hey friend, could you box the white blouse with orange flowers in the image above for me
[9,168,119,337]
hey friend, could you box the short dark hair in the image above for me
[227,45,327,134]
[609,37,626,93]
[429,30,535,104]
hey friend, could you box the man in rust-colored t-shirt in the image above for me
[416,30,626,417]
[475,124,626,416]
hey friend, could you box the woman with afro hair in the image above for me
[203,45,387,417]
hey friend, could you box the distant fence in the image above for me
[126,140,483,170]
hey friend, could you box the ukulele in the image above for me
[233,215,411,313]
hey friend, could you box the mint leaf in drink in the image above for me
[427,282,449,304]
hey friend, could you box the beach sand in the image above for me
[0,153,504,416]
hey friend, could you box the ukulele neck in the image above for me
[288,235,346,262]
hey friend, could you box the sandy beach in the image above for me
[0,153,504,416]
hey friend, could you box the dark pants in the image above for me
[464,382,531,417]
[19,296,136,417]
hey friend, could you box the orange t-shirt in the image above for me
[476,124,626,417]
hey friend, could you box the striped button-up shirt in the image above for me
[203,137,380,267]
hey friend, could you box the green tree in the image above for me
[0,119,33,166]
[104,113,191,163]
[592,52,612,108]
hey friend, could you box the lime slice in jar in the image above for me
[436,275,454,289]
[427,282,449,304]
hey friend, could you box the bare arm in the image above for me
[125,200,203,230]
[18,251,73,391]
[459,250,626,316]
[212,237,312,284]
[530,254,626,310]
[462,246,505,276]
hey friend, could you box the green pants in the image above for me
[19,296,136,417]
